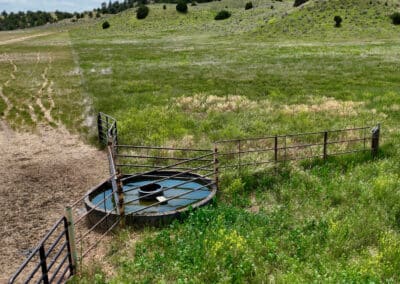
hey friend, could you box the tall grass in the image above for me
[65,0,400,281]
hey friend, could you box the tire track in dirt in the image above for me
[36,66,50,122]
[9,59,17,80]
[26,52,43,124]
[35,54,58,125]
[0,55,16,119]
[46,80,56,123]
[0,32,55,46]
[0,86,12,118]
[44,56,58,126]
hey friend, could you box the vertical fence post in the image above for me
[116,172,125,228]
[65,206,78,275]
[284,136,287,162]
[323,131,328,160]
[97,113,103,145]
[39,245,49,284]
[115,121,119,149]
[274,135,278,173]
[371,124,380,157]
[238,140,241,174]
[214,143,219,190]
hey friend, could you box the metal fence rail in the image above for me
[68,142,121,265]
[9,111,382,284]
[9,143,121,284]
[114,145,213,176]
[113,144,216,216]
[97,112,118,146]
[9,217,74,284]
[215,125,380,172]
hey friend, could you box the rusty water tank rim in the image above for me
[83,171,216,226]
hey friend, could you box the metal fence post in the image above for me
[97,113,103,144]
[214,143,219,190]
[116,173,125,228]
[274,135,278,162]
[115,121,119,150]
[371,124,380,157]
[65,206,78,275]
[238,140,241,174]
[323,131,328,160]
[39,245,49,284]
[284,136,287,162]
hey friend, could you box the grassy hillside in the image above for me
[2,0,400,282]
[70,0,400,146]
[262,0,400,39]
[67,0,400,282]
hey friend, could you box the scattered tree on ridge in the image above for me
[390,12,400,25]
[102,20,110,29]
[176,1,188,13]
[245,2,253,10]
[215,10,231,20]
[334,15,342,27]
[136,5,150,19]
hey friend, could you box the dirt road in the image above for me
[0,33,54,46]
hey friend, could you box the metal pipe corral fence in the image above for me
[9,112,381,283]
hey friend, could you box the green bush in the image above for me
[390,12,400,25]
[176,1,188,13]
[334,15,343,27]
[102,21,110,29]
[245,2,253,10]
[293,0,309,7]
[215,10,231,20]
[136,5,149,19]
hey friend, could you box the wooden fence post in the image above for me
[214,143,219,190]
[371,124,380,157]
[65,206,78,275]
[323,131,328,160]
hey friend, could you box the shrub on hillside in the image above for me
[334,15,342,27]
[215,10,231,20]
[390,12,400,25]
[293,0,309,7]
[102,21,110,29]
[176,1,188,13]
[136,5,149,19]
[245,2,253,10]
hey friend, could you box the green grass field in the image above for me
[2,0,400,282]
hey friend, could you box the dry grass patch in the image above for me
[175,94,272,113]
[282,96,364,116]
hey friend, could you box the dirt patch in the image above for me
[0,122,108,281]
